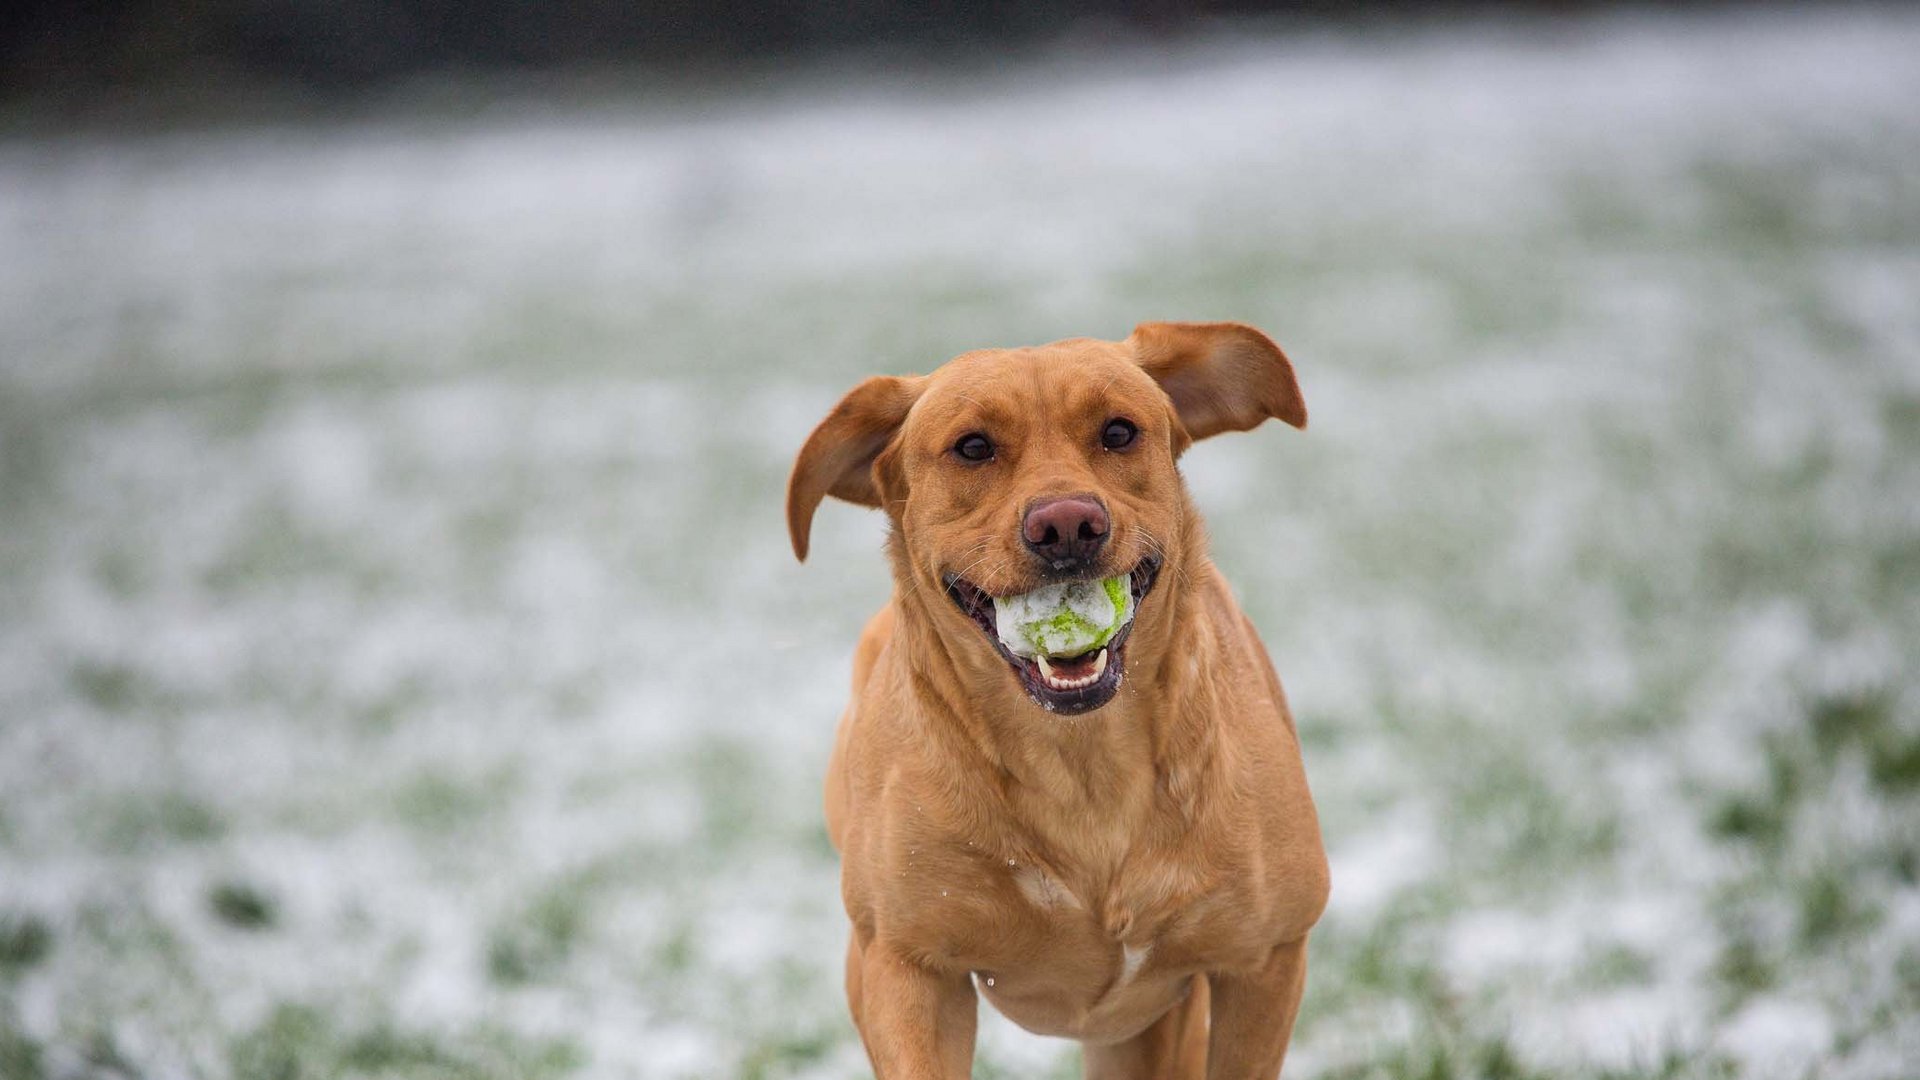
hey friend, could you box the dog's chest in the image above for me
[1000,847,1261,964]
[913,787,1283,977]
[947,851,1260,1041]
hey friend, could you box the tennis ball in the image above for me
[993,576,1134,659]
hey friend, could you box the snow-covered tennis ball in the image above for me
[993,576,1134,659]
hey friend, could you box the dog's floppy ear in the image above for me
[1129,321,1307,443]
[786,375,924,562]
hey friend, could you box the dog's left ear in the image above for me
[1129,321,1307,444]
[786,375,925,562]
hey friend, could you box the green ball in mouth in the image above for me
[991,576,1134,659]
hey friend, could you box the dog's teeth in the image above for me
[1034,651,1114,692]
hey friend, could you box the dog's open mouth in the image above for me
[945,557,1162,715]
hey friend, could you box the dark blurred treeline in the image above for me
[1,0,1705,101]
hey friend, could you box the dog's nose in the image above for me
[1023,496,1110,567]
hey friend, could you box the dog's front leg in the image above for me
[851,936,978,1080]
[1204,938,1309,1079]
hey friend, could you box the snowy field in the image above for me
[3,6,1919,1078]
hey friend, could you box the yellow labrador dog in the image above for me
[788,322,1327,1078]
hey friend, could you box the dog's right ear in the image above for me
[786,375,924,562]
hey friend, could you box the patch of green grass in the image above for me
[805,820,837,859]
[1703,731,1803,851]
[1885,841,1920,886]
[1797,868,1879,947]
[738,1026,837,1080]
[339,1022,460,1071]
[1303,893,1459,1033]
[99,790,227,852]
[1314,1035,1550,1080]
[68,659,145,712]
[231,1003,583,1080]
[201,504,323,597]
[210,881,279,930]
[1697,515,1833,607]
[693,736,762,852]
[94,544,151,598]
[1594,1046,1739,1080]
[970,1047,1080,1080]
[1560,170,1660,248]
[1708,693,1920,876]
[1475,1037,1551,1080]
[486,886,587,986]
[232,1004,330,1080]
[152,787,223,837]
[1897,946,1920,999]
[0,1015,43,1080]
[1705,790,1788,847]
[654,917,697,976]
[1808,689,1894,759]
[1868,730,1920,793]
[0,396,57,518]
[1712,931,1776,1010]
[203,499,397,599]
[73,1026,139,1077]
[1583,944,1656,989]
[0,913,52,973]
[1870,527,1920,599]
[1885,391,1920,444]
[1797,687,1920,796]
[355,675,432,737]
[454,502,523,565]
[393,766,517,835]
[160,793,227,843]
[71,895,191,972]
[1443,752,1620,882]
[1690,158,1819,252]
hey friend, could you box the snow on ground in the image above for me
[2,6,1918,1078]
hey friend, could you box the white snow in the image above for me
[2,5,1917,1077]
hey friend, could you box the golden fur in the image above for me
[788,323,1329,1079]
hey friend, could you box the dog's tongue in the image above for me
[992,576,1133,659]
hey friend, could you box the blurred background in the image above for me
[2,2,1918,1078]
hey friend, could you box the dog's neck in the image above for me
[884,502,1225,833]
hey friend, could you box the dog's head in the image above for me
[788,322,1305,715]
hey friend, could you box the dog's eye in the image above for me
[1101,418,1138,451]
[953,433,995,462]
